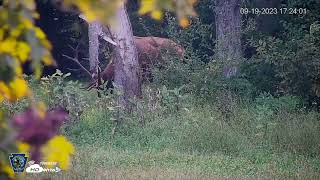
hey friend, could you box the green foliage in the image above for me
[165,13,215,63]
[255,93,303,113]
[153,54,255,105]
[44,78,319,158]
[243,21,320,104]
[9,77,319,177]
[242,1,320,107]
[35,70,90,121]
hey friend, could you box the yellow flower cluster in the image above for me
[139,0,165,20]
[0,164,15,179]
[0,39,31,63]
[138,0,198,28]
[0,1,76,178]
[0,78,29,103]
[0,2,54,103]
[0,111,5,128]
[64,0,124,24]
[41,136,75,170]
[0,9,54,79]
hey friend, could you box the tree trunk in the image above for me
[215,0,242,77]
[88,21,102,78]
[109,4,141,108]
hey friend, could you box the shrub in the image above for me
[255,93,303,113]
[33,70,92,122]
[243,20,320,106]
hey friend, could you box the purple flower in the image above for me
[11,108,68,146]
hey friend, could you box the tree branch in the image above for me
[62,54,92,78]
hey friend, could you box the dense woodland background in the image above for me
[2,0,320,179]
[35,0,320,108]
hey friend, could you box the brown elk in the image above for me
[63,36,184,91]
[101,36,185,87]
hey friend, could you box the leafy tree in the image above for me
[242,0,320,106]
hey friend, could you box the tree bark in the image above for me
[109,4,141,108]
[88,21,102,78]
[215,0,242,77]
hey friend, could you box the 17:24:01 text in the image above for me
[240,8,307,15]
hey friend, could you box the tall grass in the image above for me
[6,72,319,179]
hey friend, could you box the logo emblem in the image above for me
[26,164,44,173]
[9,153,28,173]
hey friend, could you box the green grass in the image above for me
[13,77,320,179]
[26,146,320,179]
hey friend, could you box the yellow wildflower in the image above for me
[9,78,29,100]
[16,42,31,62]
[34,28,46,40]
[0,39,17,55]
[0,94,4,103]
[179,17,190,28]
[0,111,7,128]
[10,28,22,38]
[22,18,33,29]
[16,141,30,154]
[0,78,29,102]
[0,81,11,101]
[138,0,154,15]
[151,10,163,20]
[37,102,47,119]
[41,136,75,170]
[41,39,52,49]
[78,1,96,22]
[15,65,23,76]
[0,28,5,41]
[42,55,54,66]
[1,164,15,178]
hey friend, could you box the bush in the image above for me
[254,93,303,113]
[31,70,93,122]
[243,20,320,106]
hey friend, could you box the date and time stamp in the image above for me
[240,7,308,16]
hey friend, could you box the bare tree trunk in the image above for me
[109,4,141,109]
[88,21,102,78]
[215,0,242,77]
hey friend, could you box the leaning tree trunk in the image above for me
[109,4,141,109]
[215,0,242,77]
[88,21,102,78]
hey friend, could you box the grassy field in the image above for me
[26,146,320,179]
[11,77,320,179]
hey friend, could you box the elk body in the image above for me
[102,36,185,87]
